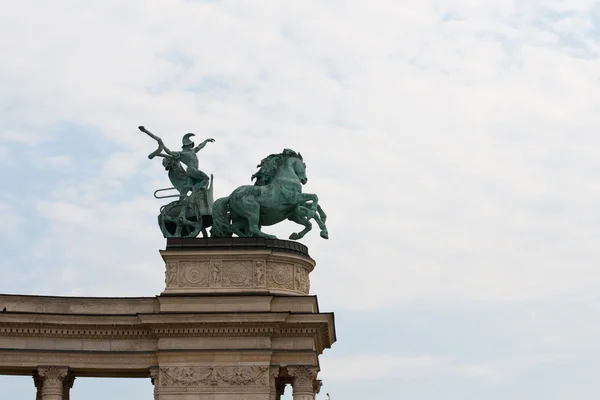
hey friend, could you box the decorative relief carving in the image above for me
[255,261,266,287]
[211,262,222,287]
[268,263,294,290]
[294,265,309,294]
[288,366,318,394]
[221,261,253,287]
[179,261,210,287]
[166,261,178,287]
[160,366,268,387]
[164,256,312,294]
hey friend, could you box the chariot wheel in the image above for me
[158,200,203,238]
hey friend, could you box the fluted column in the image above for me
[36,367,69,400]
[288,366,318,400]
[149,367,159,400]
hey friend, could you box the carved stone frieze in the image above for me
[160,366,269,387]
[162,253,314,295]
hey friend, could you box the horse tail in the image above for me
[210,196,232,237]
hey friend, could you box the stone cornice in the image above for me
[0,315,334,352]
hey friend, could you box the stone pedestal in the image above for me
[161,238,313,295]
[0,238,335,400]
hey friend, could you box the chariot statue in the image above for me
[140,125,328,241]
[139,126,215,238]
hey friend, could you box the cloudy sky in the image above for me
[2,0,600,398]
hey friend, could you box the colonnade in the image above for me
[27,365,322,400]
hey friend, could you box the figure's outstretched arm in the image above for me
[138,126,175,157]
[194,138,215,153]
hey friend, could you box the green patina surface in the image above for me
[140,126,328,241]
[211,149,328,240]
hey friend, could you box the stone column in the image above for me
[149,367,159,400]
[33,375,43,400]
[36,367,69,400]
[288,366,318,400]
[62,373,76,400]
[269,367,282,400]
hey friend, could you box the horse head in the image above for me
[290,156,307,185]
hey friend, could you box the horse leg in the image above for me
[288,214,313,240]
[317,204,327,224]
[314,204,328,238]
[298,202,328,239]
[298,193,319,215]
[231,220,247,238]
[245,203,276,239]
[313,213,328,239]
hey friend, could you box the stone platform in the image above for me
[0,238,336,400]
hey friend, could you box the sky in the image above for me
[1,0,600,398]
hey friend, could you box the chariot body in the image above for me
[155,175,214,238]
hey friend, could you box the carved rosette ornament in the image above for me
[37,366,69,399]
[288,365,319,397]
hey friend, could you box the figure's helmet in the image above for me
[182,133,195,147]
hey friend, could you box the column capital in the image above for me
[313,379,323,394]
[287,365,318,395]
[149,367,160,400]
[149,367,160,386]
[37,366,70,397]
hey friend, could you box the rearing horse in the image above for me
[211,149,328,240]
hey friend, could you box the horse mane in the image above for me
[251,149,303,186]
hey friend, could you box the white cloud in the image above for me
[320,354,505,382]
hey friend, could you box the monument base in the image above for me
[161,238,313,296]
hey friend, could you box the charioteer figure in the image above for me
[139,126,216,238]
